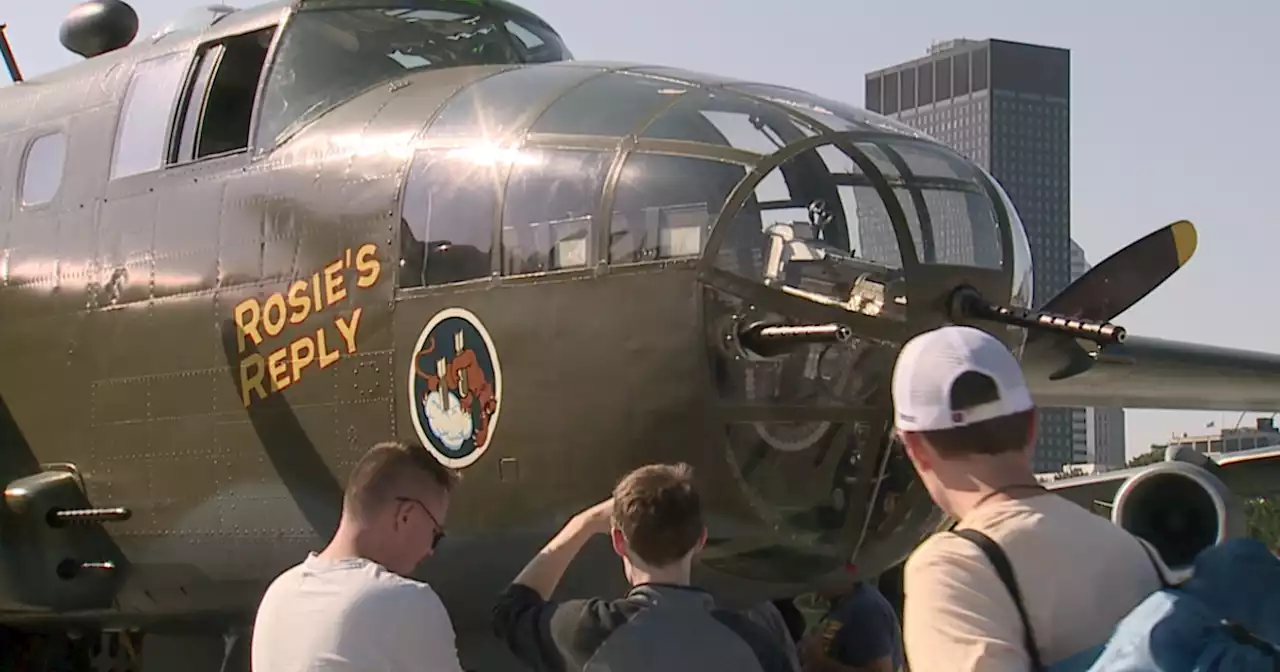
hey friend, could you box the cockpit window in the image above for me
[255,1,572,148]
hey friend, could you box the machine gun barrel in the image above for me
[739,322,852,357]
[47,506,132,527]
[949,286,1126,345]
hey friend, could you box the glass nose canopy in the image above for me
[399,62,1034,583]
[400,62,1032,308]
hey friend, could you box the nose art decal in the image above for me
[409,308,502,469]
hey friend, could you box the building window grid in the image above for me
[871,43,1074,469]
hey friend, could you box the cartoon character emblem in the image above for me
[408,308,502,469]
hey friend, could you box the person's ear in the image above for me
[901,431,933,471]
[393,501,411,531]
[610,527,627,558]
[693,526,708,554]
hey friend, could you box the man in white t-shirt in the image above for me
[890,326,1164,671]
[250,440,465,672]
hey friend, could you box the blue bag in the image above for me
[954,531,1280,671]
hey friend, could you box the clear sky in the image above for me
[6,1,1276,459]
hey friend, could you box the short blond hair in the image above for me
[344,441,460,518]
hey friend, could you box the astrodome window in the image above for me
[256,0,573,147]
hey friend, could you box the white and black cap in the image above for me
[891,325,1034,432]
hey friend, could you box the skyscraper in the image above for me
[865,38,1074,472]
[1069,241,1090,464]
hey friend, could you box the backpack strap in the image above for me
[952,529,1046,672]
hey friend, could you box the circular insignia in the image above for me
[408,308,502,469]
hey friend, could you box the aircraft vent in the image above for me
[59,0,139,59]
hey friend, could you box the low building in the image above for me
[1163,417,1280,455]
[1034,462,1119,484]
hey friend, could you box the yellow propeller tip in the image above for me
[1170,220,1197,266]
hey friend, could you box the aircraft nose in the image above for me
[395,62,1024,583]
[676,86,1029,584]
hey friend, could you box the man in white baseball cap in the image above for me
[891,325,1165,671]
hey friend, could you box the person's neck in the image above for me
[629,561,691,588]
[317,522,382,567]
[945,462,1045,521]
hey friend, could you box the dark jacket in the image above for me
[492,582,793,672]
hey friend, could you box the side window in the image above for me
[171,27,275,164]
[609,153,744,264]
[501,149,608,276]
[21,132,67,207]
[398,148,498,289]
[111,53,188,179]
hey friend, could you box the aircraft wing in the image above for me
[1211,445,1280,498]
[1021,334,1280,412]
[1044,445,1280,507]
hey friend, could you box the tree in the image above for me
[1127,445,1166,468]
[1246,497,1280,551]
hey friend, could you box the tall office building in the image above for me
[865,38,1074,472]
[1071,240,1127,469]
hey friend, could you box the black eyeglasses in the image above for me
[396,496,446,549]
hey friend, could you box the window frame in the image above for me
[170,22,284,167]
[108,51,191,181]
[18,128,69,210]
[169,43,228,166]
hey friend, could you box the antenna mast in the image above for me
[0,24,22,83]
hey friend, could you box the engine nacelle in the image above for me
[1111,460,1245,575]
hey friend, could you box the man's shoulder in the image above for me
[905,529,988,576]
[495,584,642,636]
[904,499,1156,601]
[551,592,646,632]
[353,572,449,617]
[279,557,448,619]
[257,561,309,604]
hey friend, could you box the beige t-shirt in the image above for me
[902,493,1163,671]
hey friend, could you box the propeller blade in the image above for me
[1041,220,1197,323]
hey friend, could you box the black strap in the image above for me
[952,529,1046,672]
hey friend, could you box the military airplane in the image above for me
[0,0,1278,669]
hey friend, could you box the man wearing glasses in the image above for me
[250,440,463,671]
